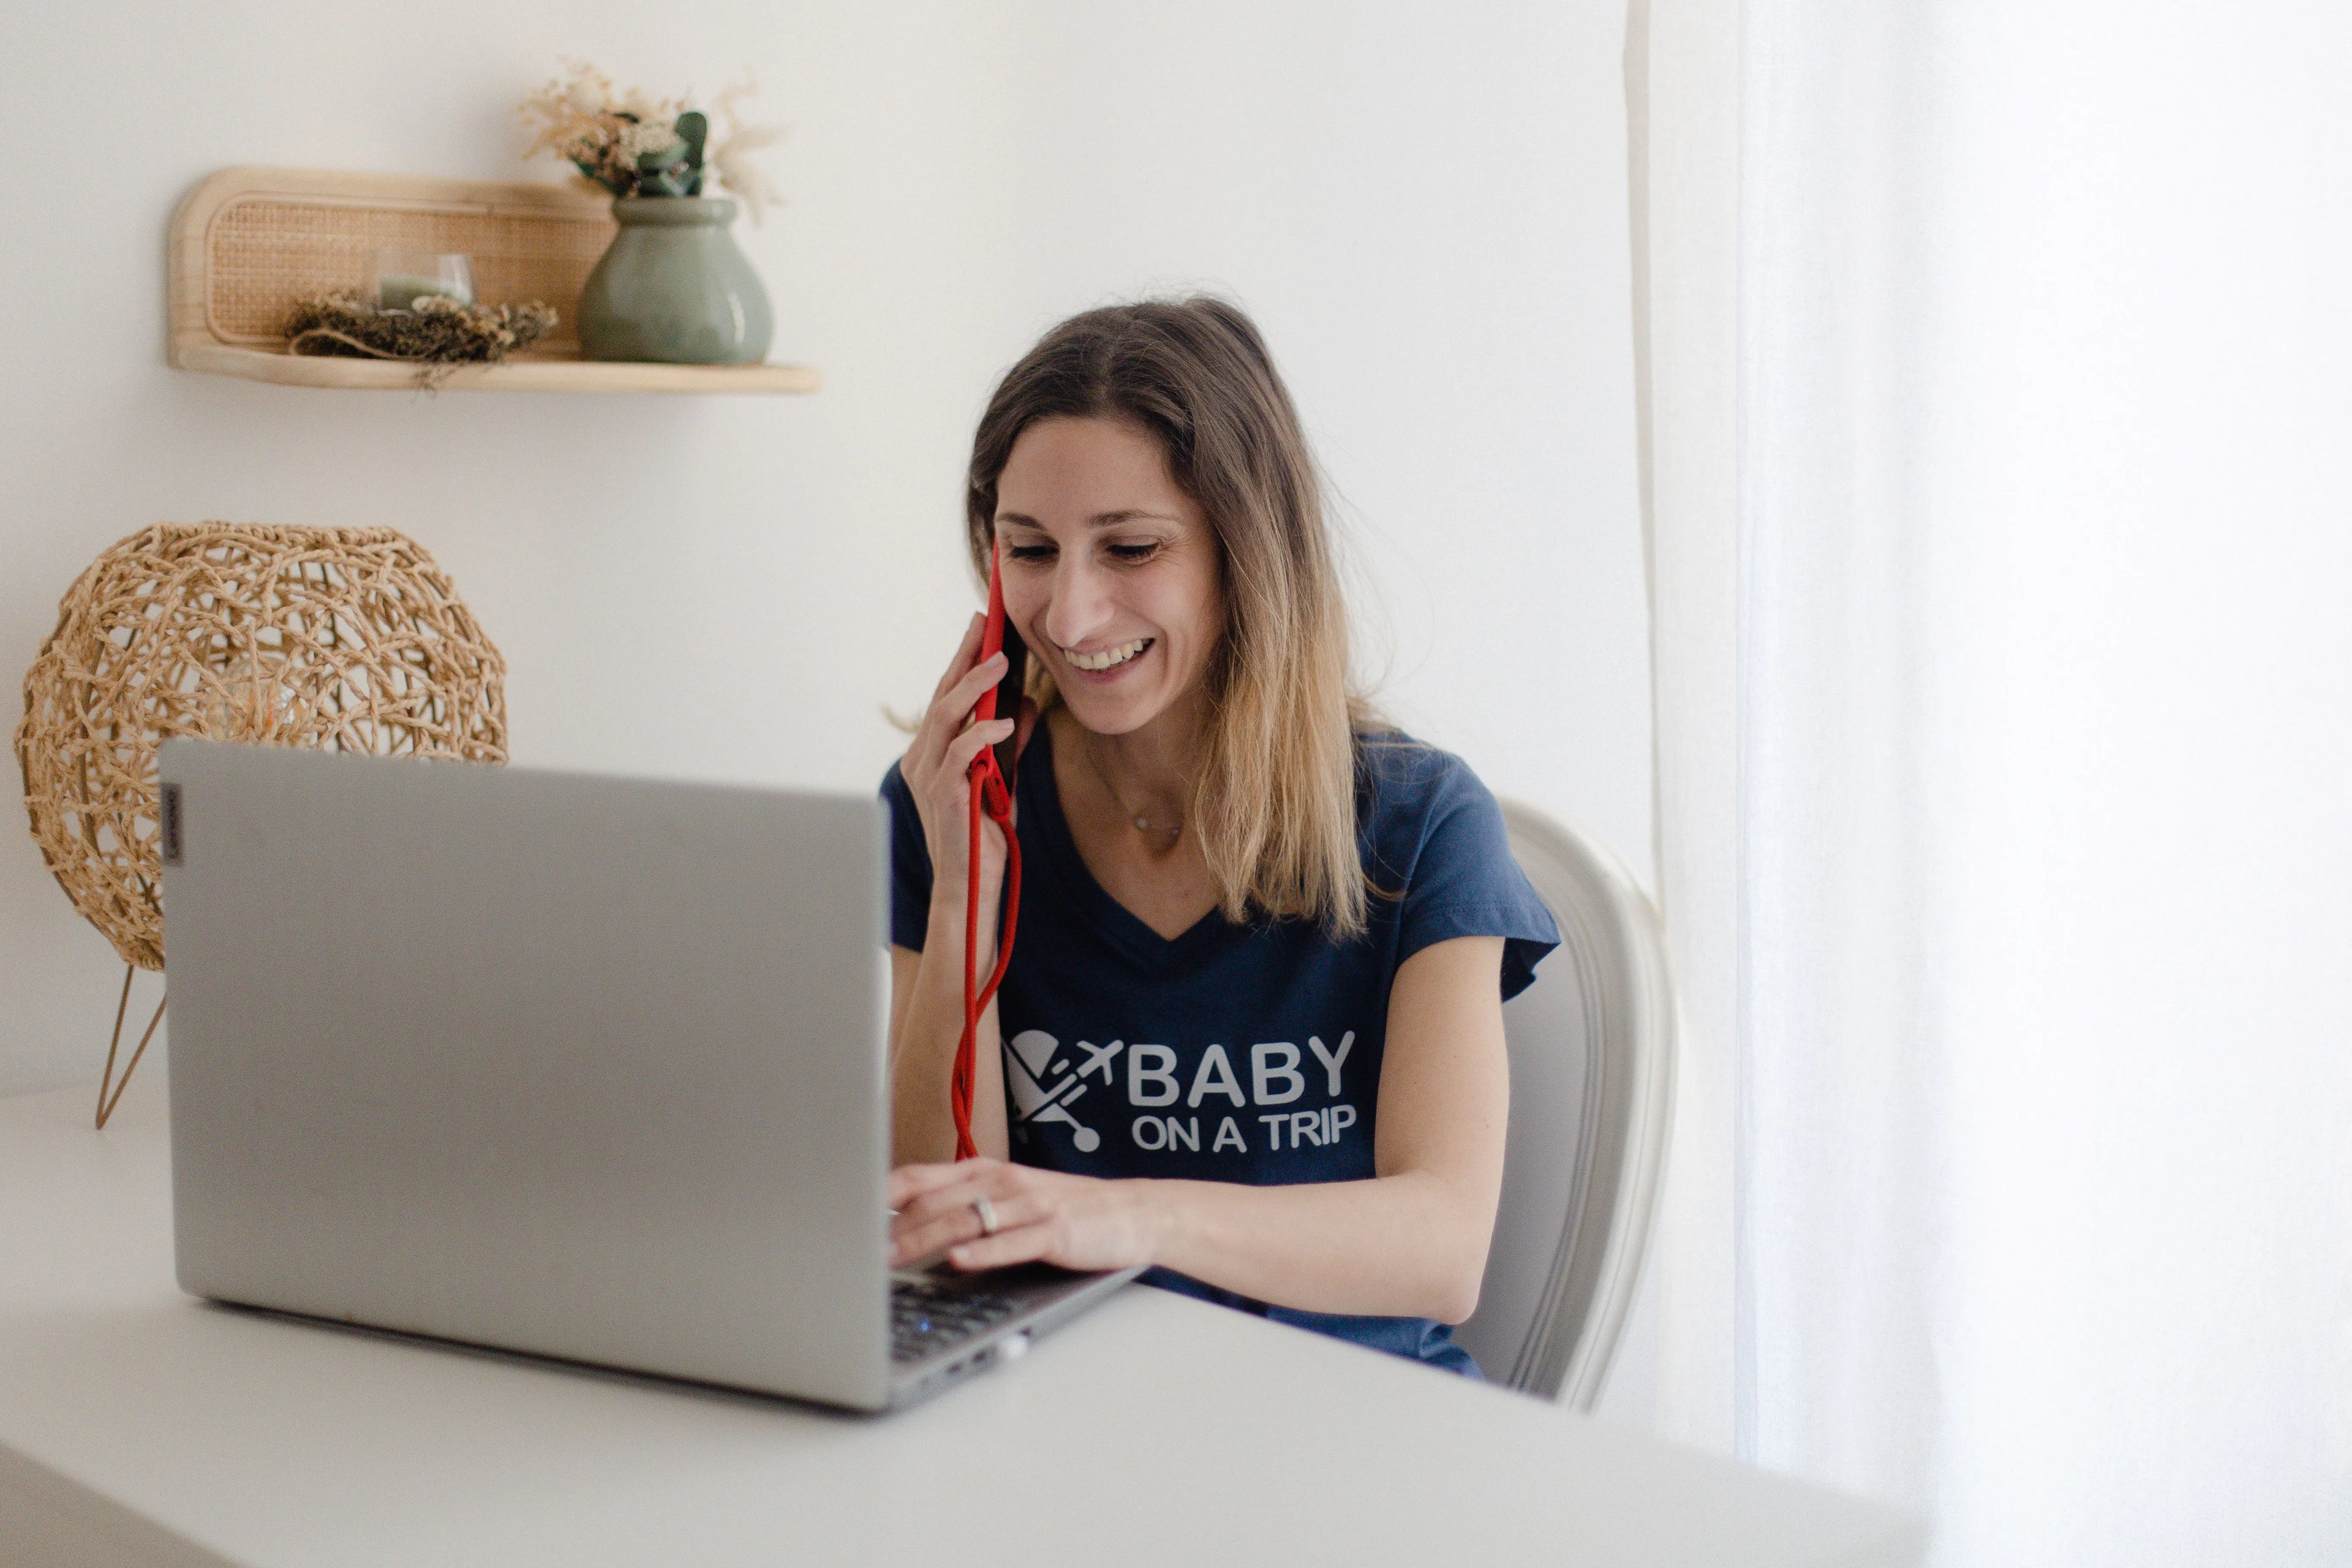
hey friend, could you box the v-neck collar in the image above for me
[1022,718,1243,974]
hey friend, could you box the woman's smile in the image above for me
[1058,636,1155,674]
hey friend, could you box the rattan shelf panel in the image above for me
[168,167,820,396]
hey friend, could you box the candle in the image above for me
[371,251,477,312]
[378,273,476,311]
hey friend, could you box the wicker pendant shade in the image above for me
[15,523,506,1122]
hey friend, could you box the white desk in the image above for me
[0,1078,1919,1567]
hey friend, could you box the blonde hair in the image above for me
[967,298,1378,938]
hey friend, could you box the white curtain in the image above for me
[1633,1,2352,1562]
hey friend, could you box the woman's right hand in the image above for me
[900,614,1033,951]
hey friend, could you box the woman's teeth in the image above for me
[1063,638,1152,672]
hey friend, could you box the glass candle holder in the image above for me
[372,251,475,311]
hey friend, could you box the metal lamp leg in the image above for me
[96,963,167,1131]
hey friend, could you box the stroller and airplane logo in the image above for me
[1004,1030,1119,1152]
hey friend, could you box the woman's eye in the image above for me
[1004,543,1055,563]
[1107,542,1159,564]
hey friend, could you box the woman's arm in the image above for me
[885,612,1033,1165]
[890,941,1008,1162]
[888,934,1510,1324]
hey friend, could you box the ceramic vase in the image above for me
[578,196,773,364]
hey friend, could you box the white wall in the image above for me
[1,0,1652,1402]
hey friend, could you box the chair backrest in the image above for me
[1450,800,1677,1408]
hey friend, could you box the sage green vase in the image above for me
[578,196,773,364]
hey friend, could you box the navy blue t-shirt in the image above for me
[880,721,1559,1375]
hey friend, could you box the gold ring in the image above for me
[972,1196,1000,1236]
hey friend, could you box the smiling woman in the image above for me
[971,301,1369,940]
[879,299,1561,1374]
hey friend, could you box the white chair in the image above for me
[1450,801,1678,1408]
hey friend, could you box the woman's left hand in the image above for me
[889,1158,1160,1275]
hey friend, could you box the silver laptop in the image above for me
[157,738,1139,1411]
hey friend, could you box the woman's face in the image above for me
[993,415,1223,740]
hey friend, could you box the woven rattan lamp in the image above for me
[15,524,507,1126]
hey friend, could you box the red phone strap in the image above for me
[950,548,1021,1161]
[952,759,1019,1160]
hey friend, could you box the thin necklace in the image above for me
[1079,731,1185,841]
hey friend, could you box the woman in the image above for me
[881,298,1558,1374]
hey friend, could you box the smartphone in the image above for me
[975,546,1028,784]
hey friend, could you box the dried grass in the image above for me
[284,293,558,388]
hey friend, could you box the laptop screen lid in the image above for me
[159,739,893,1409]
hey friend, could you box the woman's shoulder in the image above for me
[1349,729,1559,989]
[1349,728,1519,873]
[877,755,932,873]
[1351,728,1498,823]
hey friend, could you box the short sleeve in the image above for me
[1378,747,1561,1001]
[879,762,934,952]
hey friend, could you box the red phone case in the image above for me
[974,547,1027,782]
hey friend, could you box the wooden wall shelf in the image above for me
[168,167,821,396]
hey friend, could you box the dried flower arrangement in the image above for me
[518,61,784,222]
[284,294,559,386]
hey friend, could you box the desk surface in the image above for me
[0,1078,1918,1568]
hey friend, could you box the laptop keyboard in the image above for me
[891,1278,1020,1363]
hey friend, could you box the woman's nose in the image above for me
[1040,558,1117,650]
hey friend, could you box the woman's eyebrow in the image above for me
[995,510,1182,528]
